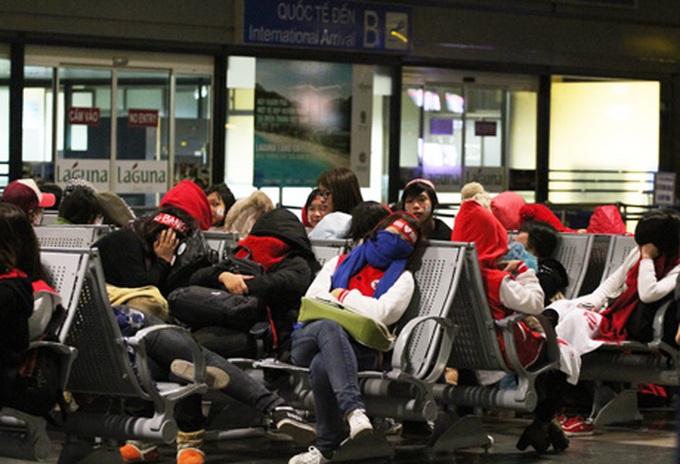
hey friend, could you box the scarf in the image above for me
[598,252,678,341]
[235,235,291,271]
[331,230,413,299]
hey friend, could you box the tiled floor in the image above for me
[3,409,677,463]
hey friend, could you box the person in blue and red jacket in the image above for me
[288,211,422,464]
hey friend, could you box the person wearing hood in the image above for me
[190,207,320,359]
[451,198,571,454]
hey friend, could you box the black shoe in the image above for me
[400,420,433,441]
[269,406,316,445]
[548,420,570,452]
[516,420,550,453]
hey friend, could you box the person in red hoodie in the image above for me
[452,198,570,454]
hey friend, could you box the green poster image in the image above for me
[254,59,352,187]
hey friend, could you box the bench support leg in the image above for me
[590,385,642,427]
[430,411,493,453]
[58,437,124,464]
[332,429,394,462]
[0,408,51,461]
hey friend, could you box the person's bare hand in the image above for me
[154,229,179,263]
[218,272,253,295]
[330,288,344,299]
[499,260,521,273]
[640,243,659,260]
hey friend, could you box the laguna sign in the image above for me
[55,159,168,193]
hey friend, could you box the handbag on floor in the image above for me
[297,297,396,351]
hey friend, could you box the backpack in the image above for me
[166,229,218,292]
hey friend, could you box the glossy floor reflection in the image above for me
[4,408,677,464]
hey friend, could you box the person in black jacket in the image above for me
[187,207,320,359]
[0,203,34,409]
[400,178,452,241]
[513,220,569,305]
[94,180,214,298]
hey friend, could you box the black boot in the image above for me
[548,419,570,452]
[516,419,550,453]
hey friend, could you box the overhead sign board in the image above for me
[243,0,411,53]
[67,107,101,126]
[128,109,159,128]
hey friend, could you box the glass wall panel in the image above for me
[55,67,112,191]
[549,78,659,206]
[400,67,537,206]
[175,74,212,188]
[0,48,9,188]
[115,69,170,204]
[224,56,390,211]
[22,66,55,181]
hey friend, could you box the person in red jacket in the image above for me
[452,198,570,454]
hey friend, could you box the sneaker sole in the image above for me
[350,426,374,441]
[563,430,594,437]
[170,360,230,390]
[276,419,317,444]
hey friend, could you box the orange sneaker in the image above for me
[119,442,160,462]
[177,447,205,464]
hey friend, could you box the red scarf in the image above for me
[598,252,679,341]
[0,269,27,279]
[235,235,291,271]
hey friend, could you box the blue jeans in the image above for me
[141,314,285,431]
[291,319,378,452]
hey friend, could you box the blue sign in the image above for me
[243,0,411,53]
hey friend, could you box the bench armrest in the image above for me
[650,299,680,359]
[495,312,560,378]
[126,324,208,403]
[391,315,457,384]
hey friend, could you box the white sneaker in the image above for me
[347,409,373,440]
[288,446,331,464]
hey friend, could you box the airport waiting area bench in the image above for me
[4,228,675,461]
[1,247,212,464]
[232,240,561,461]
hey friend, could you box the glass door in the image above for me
[115,69,170,205]
[24,47,213,206]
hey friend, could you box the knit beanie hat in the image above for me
[63,177,97,197]
[159,180,212,231]
[519,204,576,233]
[2,179,56,214]
[452,199,508,268]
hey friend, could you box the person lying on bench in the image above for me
[546,209,680,435]
[288,212,422,464]
[547,209,680,362]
